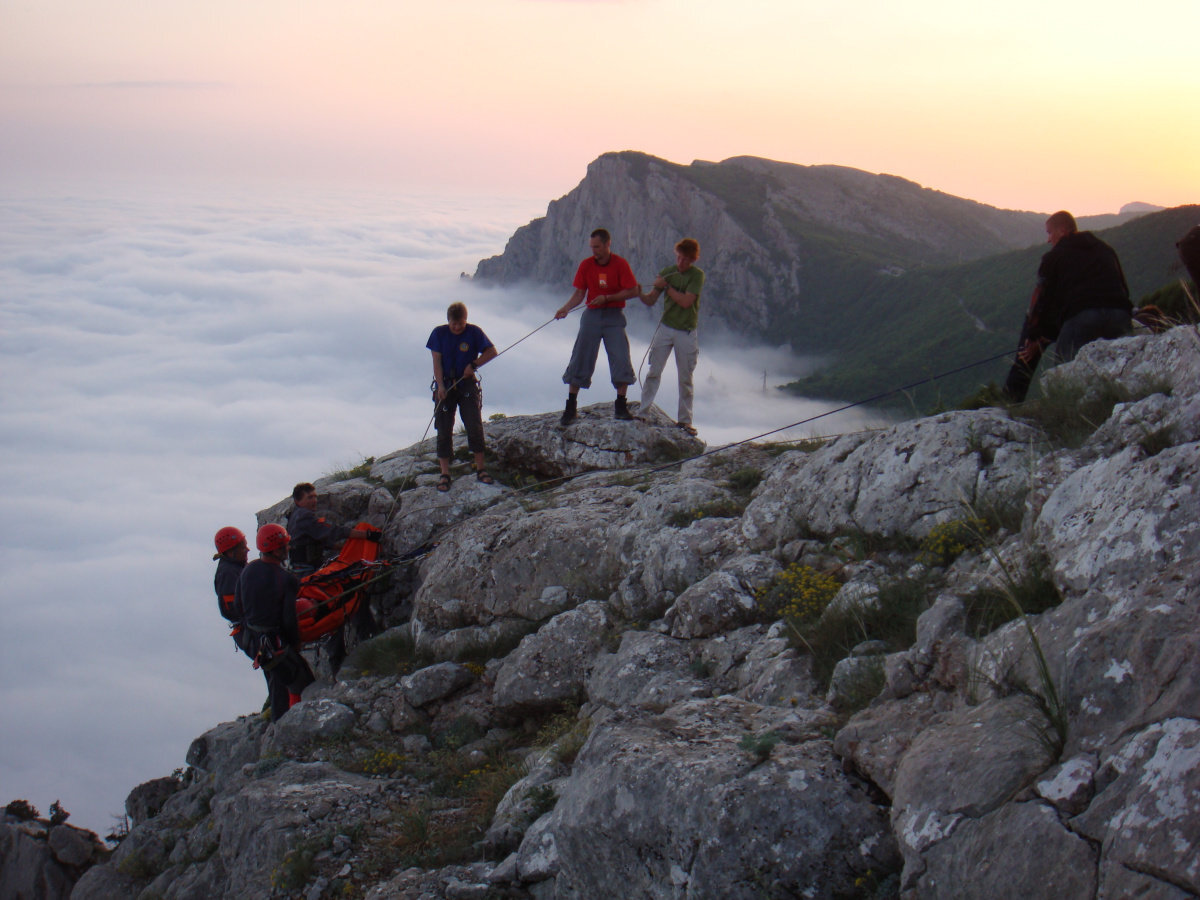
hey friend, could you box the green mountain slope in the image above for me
[783,204,1200,409]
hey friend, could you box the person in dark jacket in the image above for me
[1179,225,1200,291]
[237,523,314,721]
[1003,211,1131,402]
[285,481,379,673]
[213,526,248,626]
[213,525,271,703]
[287,482,350,575]
[213,526,254,655]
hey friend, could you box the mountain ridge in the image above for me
[473,152,1190,407]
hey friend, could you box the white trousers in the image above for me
[639,325,699,425]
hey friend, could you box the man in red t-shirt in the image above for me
[554,228,639,425]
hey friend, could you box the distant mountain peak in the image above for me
[1120,201,1165,215]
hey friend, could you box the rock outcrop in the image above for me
[72,326,1200,899]
[0,809,106,900]
[472,152,1050,340]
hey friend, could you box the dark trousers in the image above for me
[1003,308,1131,402]
[261,642,315,721]
[435,380,484,459]
[1054,308,1131,363]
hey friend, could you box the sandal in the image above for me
[436,474,452,492]
[677,422,698,436]
[476,471,495,485]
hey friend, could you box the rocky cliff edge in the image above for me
[72,327,1200,900]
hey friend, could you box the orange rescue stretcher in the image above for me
[295,523,387,642]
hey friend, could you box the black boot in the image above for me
[560,394,578,426]
[614,395,632,420]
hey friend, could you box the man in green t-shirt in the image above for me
[637,238,705,435]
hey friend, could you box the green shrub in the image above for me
[526,784,558,819]
[342,630,431,678]
[794,573,931,686]
[738,731,781,762]
[4,799,39,821]
[434,715,486,751]
[957,381,1008,411]
[532,704,592,764]
[963,561,1061,639]
[763,437,829,457]
[754,564,842,627]
[1019,375,1170,449]
[667,499,746,527]
[725,467,763,493]
[917,517,989,567]
[351,749,407,776]
[326,456,375,482]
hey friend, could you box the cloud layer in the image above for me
[0,182,884,833]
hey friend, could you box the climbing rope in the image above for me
[379,309,583,522]
[376,345,1020,542]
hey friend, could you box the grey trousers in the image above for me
[562,307,635,390]
[639,324,700,424]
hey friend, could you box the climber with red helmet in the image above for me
[235,523,315,721]
[213,526,249,624]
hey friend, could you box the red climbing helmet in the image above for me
[256,523,290,553]
[213,526,247,556]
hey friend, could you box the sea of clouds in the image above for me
[0,180,886,835]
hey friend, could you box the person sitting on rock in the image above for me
[237,523,314,721]
[1179,225,1200,297]
[1002,210,1131,402]
[426,301,498,491]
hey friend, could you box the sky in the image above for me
[0,0,1197,838]
[2,0,1198,213]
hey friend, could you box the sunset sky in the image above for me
[2,0,1197,214]
[1,0,1197,836]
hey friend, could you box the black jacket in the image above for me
[236,558,300,646]
[286,506,348,570]
[213,557,246,623]
[1030,231,1130,342]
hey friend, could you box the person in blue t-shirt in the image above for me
[426,302,498,491]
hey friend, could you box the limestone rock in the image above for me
[185,715,267,789]
[1073,718,1200,895]
[487,405,704,478]
[741,409,1042,547]
[125,776,183,827]
[543,696,897,898]
[492,601,611,718]
[587,630,707,712]
[664,554,779,639]
[1,816,102,900]
[912,801,1097,898]
[263,699,356,754]
[400,661,475,708]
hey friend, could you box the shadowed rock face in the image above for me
[0,814,107,900]
[74,327,1200,899]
